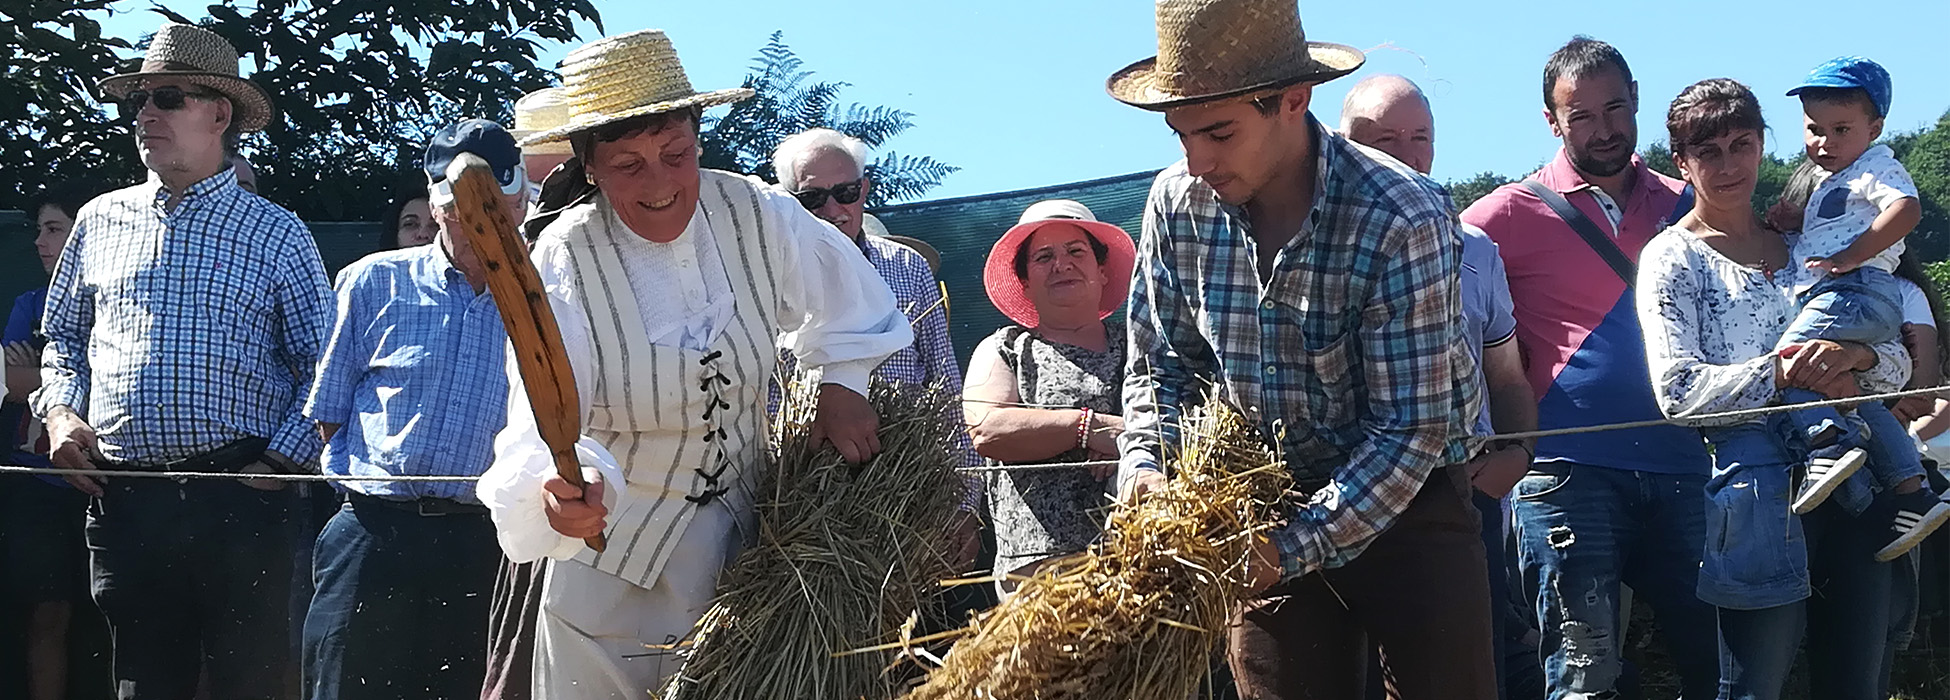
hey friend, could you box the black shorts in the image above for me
[3,474,90,603]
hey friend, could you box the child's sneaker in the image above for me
[1792,447,1867,514]
[1875,490,1950,562]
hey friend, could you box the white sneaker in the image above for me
[1792,448,1867,515]
[1876,497,1950,562]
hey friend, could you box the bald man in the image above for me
[1341,74,1543,700]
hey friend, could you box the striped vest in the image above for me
[554,171,785,588]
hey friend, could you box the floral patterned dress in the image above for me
[983,321,1126,576]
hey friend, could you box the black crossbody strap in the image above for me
[1521,179,1636,287]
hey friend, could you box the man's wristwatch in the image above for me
[1489,438,1534,461]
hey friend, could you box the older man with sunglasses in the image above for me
[772,129,983,570]
[33,23,332,699]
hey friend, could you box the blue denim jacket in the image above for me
[1697,418,1811,610]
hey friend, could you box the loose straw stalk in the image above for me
[657,378,969,700]
[907,400,1287,700]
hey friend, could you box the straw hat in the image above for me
[518,30,753,146]
[1107,0,1364,111]
[98,23,275,132]
[511,87,574,155]
[983,200,1136,329]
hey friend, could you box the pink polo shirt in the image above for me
[1462,149,1711,474]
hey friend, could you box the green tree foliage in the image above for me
[699,32,956,208]
[1888,108,1950,261]
[176,0,601,220]
[1927,259,1950,297]
[1447,171,1514,210]
[0,0,138,209]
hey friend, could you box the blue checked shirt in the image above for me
[304,245,510,502]
[34,169,332,465]
[1119,120,1482,579]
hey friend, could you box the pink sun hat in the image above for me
[983,199,1137,329]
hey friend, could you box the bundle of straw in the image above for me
[656,378,969,700]
[906,400,1288,700]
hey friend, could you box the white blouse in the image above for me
[1636,226,1910,427]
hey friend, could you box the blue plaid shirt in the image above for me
[1120,120,1481,578]
[34,168,332,465]
[304,245,510,502]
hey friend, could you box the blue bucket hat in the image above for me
[423,119,527,206]
[1786,56,1891,119]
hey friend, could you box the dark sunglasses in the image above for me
[791,180,863,210]
[119,86,221,116]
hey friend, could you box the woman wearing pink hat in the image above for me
[963,199,1138,592]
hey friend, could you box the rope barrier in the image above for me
[0,466,482,482]
[5,384,1943,482]
[954,384,1950,474]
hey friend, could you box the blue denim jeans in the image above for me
[1511,462,1719,700]
[1878,550,1919,700]
[301,498,501,700]
[1777,266,1923,513]
[1714,506,1893,700]
[1702,418,1895,700]
[1697,422,1810,609]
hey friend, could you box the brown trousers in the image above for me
[1228,467,1497,700]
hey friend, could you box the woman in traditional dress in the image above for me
[475,29,912,698]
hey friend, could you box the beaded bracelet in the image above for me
[1077,407,1094,450]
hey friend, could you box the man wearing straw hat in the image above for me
[510,87,576,211]
[474,29,912,697]
[34,21,333,699]
[1111,1,1495,698]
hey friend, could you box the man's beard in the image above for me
[1568,137,1634,178]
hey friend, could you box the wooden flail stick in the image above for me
[446,153,606,552]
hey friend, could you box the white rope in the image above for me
[6,384,1942,481]
[0,466,481,482]
[954,384,1950,474]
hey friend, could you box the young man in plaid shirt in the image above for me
[1110,1,1493,697]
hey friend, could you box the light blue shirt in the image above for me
[1460,223,1517,436]
[305,244,509,502]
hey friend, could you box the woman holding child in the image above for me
[1636,78,1907,700]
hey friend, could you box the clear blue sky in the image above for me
[100,0,1950,200]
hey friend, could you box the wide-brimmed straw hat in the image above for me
[518,29,753,147]
[511,87,574,155]
[98,23,275,132]
[1107,0,1365,111]
[983,200,1137,329]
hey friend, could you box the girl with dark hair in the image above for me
[4,181,104,700]
[385,177,435,249]
[1637,78,1902,700]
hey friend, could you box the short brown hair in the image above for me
[1665,78,1765,160]
[568,106,703,161]
[1796,86,1883,120]
[1544,36,1633,111]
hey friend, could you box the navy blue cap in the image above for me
[1786,56,1891,118]
[423,119,524,188]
